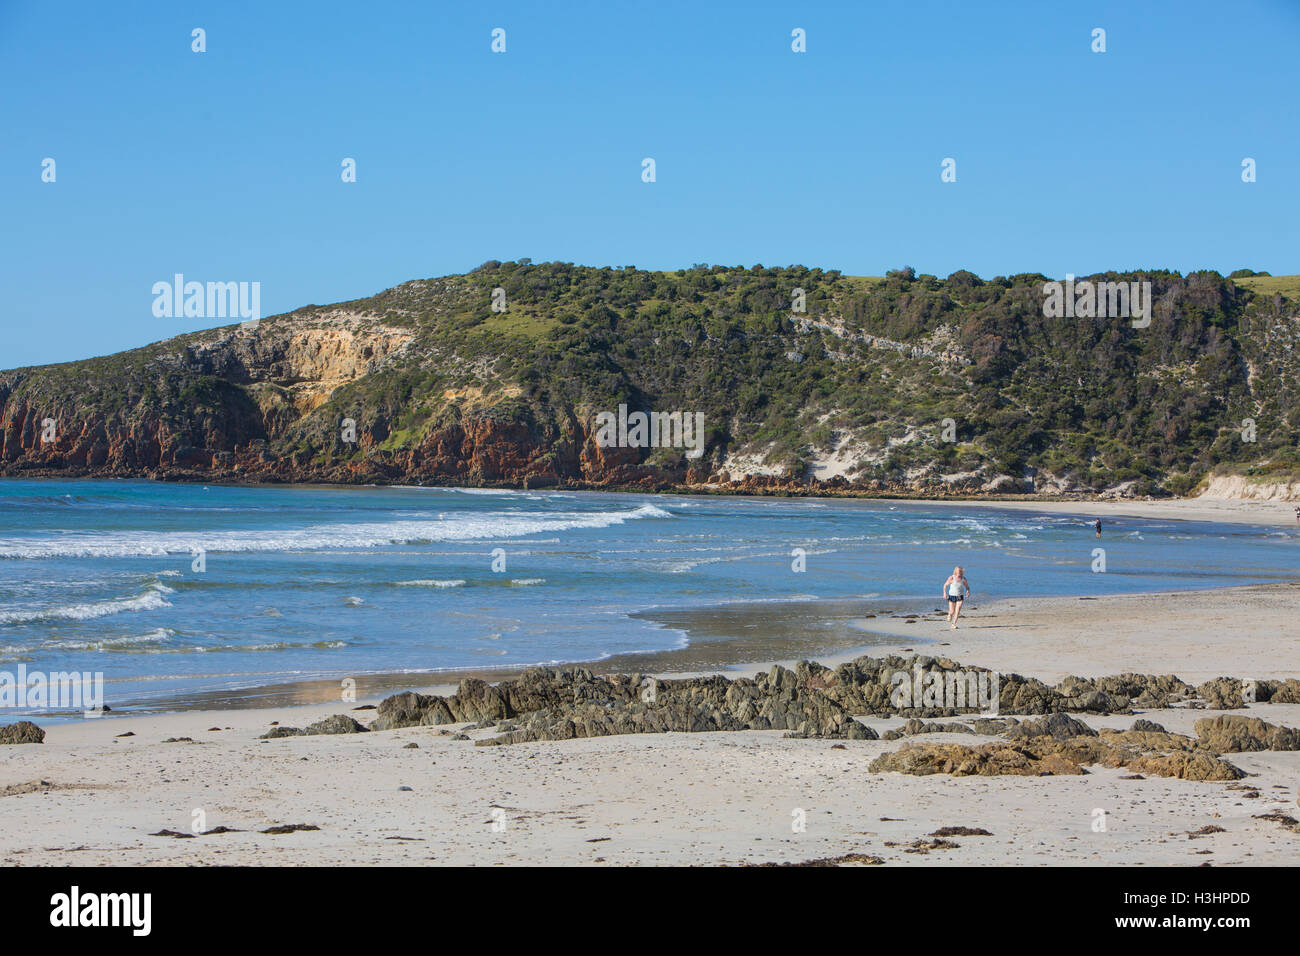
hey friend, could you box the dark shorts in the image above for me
[947,595,963,603]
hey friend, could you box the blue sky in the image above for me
[2,0,1297,367]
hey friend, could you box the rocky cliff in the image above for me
[4,262,1300,496]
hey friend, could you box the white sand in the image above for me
[4,586,1298,867]
[4,695,1297,867]
[838,584,1300,685]
[3,499,1299,867]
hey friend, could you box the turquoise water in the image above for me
[1,479,1297,713]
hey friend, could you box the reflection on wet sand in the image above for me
[99,597,932,714]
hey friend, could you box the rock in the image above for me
[259,726,304,739]
[1097,674,1192,709]
[1125,751,1245,782]
[895,718,974,736]
[0,721,44,744]
[1196,677,1247,709]
[402,742,420,749]
[1130,719,1167,733]
[364,654,1233,748]
[1004,712,1097,740]
[1257,678,1300,704]
[869,735,1244,781]
[1194,715,1300,753]
[257,714,365,740]
[450,678,510,723]
[370,691,456,730]
[1100,728,1198,751]
[303,714,370,735]
[385,660,883,745]
[868,741,1089,777]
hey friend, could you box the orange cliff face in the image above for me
[0,389,999,495]
[0,386,1014,495]
[0,396,703,490]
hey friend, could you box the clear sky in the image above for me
[2,0,1297,367]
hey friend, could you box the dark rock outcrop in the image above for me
[259,714,370,739]
[304,714,370,735]
[0,721,44,744]
[1004,712,1098,741]
[1258,679,1300,704]
[1131,719,1167,733]
[260,726,304,739]
[881,718,976,740]
[366,652,1297,749]
[1197,677,1248,710]
[374,662,881,743]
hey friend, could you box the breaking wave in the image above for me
[0,504,672,559]
[0,583,173,625]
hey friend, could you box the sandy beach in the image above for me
[918,494,1300,528]
[4,543,1299,865]
[830,583,1300,685]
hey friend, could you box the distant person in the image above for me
[1294,506,1299,525]
[1093,518,1102,538]
[943,566,971,629]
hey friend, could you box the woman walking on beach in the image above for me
[943,566,971,629]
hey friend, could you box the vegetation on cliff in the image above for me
[2,262,1298,495]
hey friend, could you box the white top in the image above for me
[947,577,965,597]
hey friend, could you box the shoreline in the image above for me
[8,476,1297,719]
[29,594,932,721]
[4,579,1299,866]
[4,474,1298,527]
[22,579,1300,725]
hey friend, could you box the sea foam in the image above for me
[0,504,670,559]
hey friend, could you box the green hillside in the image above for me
[3,261,1299,495]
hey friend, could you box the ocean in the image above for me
[1,479,1296,715]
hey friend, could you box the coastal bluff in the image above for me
[5,263,1300,497]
